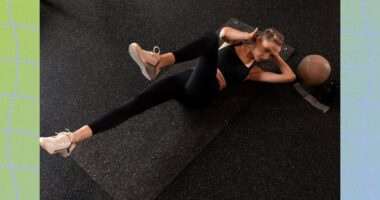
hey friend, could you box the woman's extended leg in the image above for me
[87,74,187,135]
[40,31,220,156]
[88,31,220,134]
[40,72,190,157]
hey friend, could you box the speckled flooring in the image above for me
[41,0,340,199]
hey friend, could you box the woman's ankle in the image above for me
[156,53,175,70]
[71,125,93,144]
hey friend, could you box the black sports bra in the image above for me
[217,42,254,85]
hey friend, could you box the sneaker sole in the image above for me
[60,143,76,158]
[128,43,154,81]
[56,148,70,158]
[39,138,71,158]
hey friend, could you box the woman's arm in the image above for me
[245,55,296,83]
[272,53,296,80]
[219,27,258,44]
[245,69,296,83]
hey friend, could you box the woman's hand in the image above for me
[269,48,296,82]
[270,47,281,60]
[216,68,227,90]
[246,27,259,43]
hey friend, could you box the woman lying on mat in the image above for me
[40,27,296,157]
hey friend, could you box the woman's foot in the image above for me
[40,129,76,158]
[129,43,161,81]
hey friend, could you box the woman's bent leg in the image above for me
[87,75,186,135]
[183,32,220,107]
[172,31,220,64]
[152,31,221,73]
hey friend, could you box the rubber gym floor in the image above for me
[41,0,340,199]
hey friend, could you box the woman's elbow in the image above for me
[219,27,233,41]
[287,74,296,82]
[219,27,227,40]
[284,68,296,82]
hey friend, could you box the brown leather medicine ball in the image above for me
[297,55,331,87]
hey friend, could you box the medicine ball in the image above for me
[297,55,331,87]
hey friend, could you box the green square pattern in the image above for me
[0,27,16,59]
[341,0,380,198]
[365,1,380,33]
[10,0,39,26]
[0,97,12,130]
[341,0,365,30]
[10,134,39,168]
[0,134,8,165]
[10,98,39,133]
[341,102,361,135]
[0,169,17,200]
[373,36,380,74]
[0,1,10,24]
[17,27,39,62]
[0,0,40,199]
[341,69,371,101]
[341,137,362,172]
[341,34,371,67]
[0,62,16,94]
[14,169,39,200]
[17,64,39,97]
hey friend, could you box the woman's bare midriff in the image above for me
[216,43,254,92]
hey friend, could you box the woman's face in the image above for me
[250,37,282,62]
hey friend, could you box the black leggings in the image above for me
[88,31,220,135]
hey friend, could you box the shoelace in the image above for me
[53,128,72,146]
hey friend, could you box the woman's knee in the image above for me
[203,31,219,46]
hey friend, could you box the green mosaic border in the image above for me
[0,0,39,199]
[341,0,380,199]
[0,0,379,199]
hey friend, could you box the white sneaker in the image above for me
[40,129,76,158]
[128,43,161,81]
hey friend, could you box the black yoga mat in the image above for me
[69,18,295,200]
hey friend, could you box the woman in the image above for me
[40,27,296,157]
